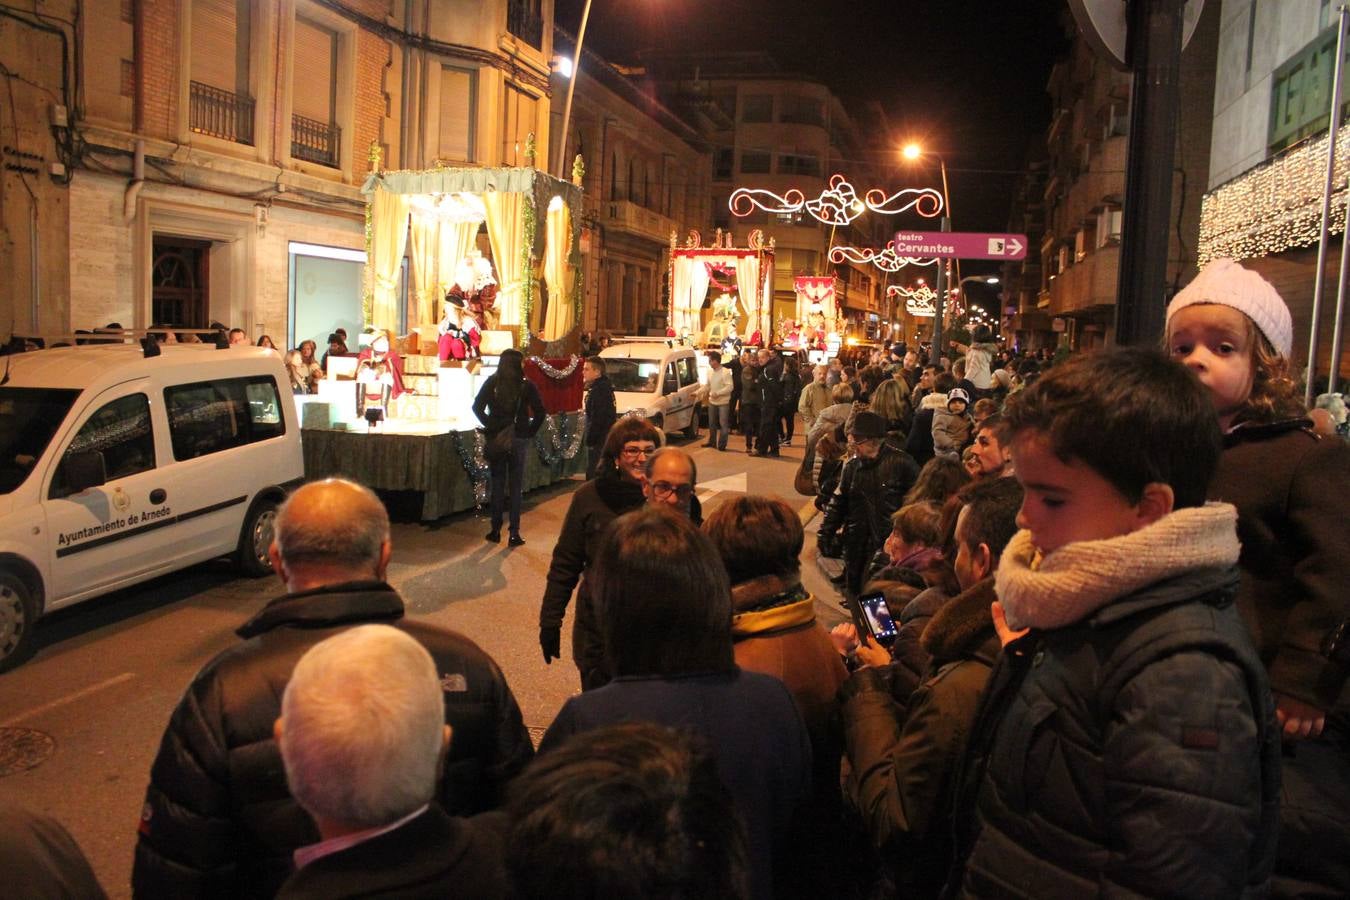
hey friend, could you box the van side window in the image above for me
[165,376,286,461]
[51,394,155,498]
[663,362,678,395]
[677,356,698,387]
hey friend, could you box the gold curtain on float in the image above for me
[483,191,526,328]
[370,188,411,331]
[734,255,762,338]
[541,201,574,341]
[409,218,483,326]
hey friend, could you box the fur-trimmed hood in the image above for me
[920,576,999,666]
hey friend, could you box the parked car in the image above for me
[0,343,304,671]
[597,341,701,439]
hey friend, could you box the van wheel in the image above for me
[237,497,279,577]
[0,572,37,674]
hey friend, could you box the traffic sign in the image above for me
[892,230,1028,261]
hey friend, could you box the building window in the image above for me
[778,153,820,176]
[292,17,340,166]
[1095,207,1122,247]
[741,95,773,123]
[714,148,733,180]
[779,95,823,126]
[437,66,476,163]
[501,84,537,165]
[507,0,543,49]
[740,151,771,174]
[189,0,253,144]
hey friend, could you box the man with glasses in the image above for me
[642,448,701,523]
[818,412,920,598]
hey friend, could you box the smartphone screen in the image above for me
[857,591,898,647]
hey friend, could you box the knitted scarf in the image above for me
[996,502,1241,631]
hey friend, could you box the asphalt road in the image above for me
[0,427,848,898]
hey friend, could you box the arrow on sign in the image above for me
[892,230,1029,261]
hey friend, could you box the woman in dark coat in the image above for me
[739,363,761,453]
[538,417,662,691]
[472,349,546,546]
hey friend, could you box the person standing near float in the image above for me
[582,356,616,480]
[473,349,546,547]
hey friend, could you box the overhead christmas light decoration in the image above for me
[729,174,943,224]
[830,244,938,273]
[1199,127,1350,265]
[888,283,938,317]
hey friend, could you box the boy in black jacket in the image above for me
[948,348,1280,898]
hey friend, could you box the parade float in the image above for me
[667,228,775,351]
[299,141,589,520]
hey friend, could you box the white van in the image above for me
[0,343,304,671]
[597,342,702,438]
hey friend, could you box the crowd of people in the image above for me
[5,258,1350,899]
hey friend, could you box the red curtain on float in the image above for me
[524,358,584,414]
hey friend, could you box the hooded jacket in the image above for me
[133,582,533,899]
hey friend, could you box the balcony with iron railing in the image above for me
[507,0,543,49]
[291,114,340,168]
[189,81,255,145]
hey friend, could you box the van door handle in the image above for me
[150,489,167,504]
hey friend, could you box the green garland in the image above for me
[362,197,374,325]
[520,189,537,348]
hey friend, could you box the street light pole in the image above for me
[903,144,954,364]
[553,0,593,177]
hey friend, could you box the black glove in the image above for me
[540,626,561,664]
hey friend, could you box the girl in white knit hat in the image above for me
[1166,258,1350,739]
[1166,257,1350,897]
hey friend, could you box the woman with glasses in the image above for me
[539,417,662,691]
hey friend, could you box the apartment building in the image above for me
[999,1,1218,351]
[1200,0,1350,378]
[642,51,894,342]
[550,32,711,336]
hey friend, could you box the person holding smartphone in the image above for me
[836,477,1024,897]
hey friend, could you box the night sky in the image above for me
[557,0,1073,253]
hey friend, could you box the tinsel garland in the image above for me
[520,190,537,348]
[528,354,580,379]
[534,413,586,465]
[449,429,491,507]
[362,199,374,325]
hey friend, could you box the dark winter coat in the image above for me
[132,582,533,900]
[759,355,785,412]
[949,567,1281,899]
[539,669,812,900]
[820,444,921,595]
[779,368,802,416]
[583,374,617,447]
[0,805,106,900]
[277,809,509,900]
[843,578,1000,898]
[539,469,646,683]
[472,375,546,438]
[1211,418,1350,711]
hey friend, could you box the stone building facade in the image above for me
[2,0,553,347]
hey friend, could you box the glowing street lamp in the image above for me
[903,142,955,362]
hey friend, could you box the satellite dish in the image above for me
[1069,0,1205,71]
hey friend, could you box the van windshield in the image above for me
[0,387,80,494]
[605,358,661,393]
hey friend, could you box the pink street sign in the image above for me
[892,230,1028,261]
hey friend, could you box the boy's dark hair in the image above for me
[506,722,749,900]
[594,508,734,678]
[706,349,722,363]
[1003,347,1220,508]
[955,476,1024,564]
[973,398,999,418]
[584,355,606,375]
[934,372,958,394]
[703,495,804,585]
